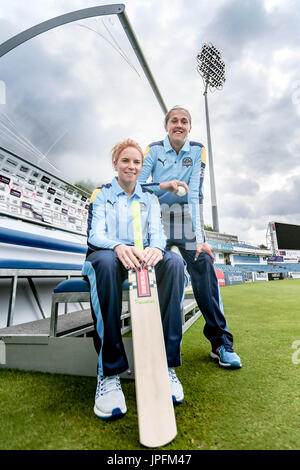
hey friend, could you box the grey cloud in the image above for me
[0,14,154,182]
[198,0,268,61]
[259,176,300,216]
[213,88,300,180]
[221,176,260,196]
[220,197,255,219]
[200,0,300,63]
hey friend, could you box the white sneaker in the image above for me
[168,367,184,404]
[94,374,127,420]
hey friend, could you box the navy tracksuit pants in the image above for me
[82,249,185,377]
[165,214,234,352]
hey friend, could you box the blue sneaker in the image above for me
[210,345,242,369]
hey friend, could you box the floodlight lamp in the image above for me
[197,42,225,90]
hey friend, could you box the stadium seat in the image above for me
[50,278,129,337]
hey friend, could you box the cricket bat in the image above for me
[128,200,177,448]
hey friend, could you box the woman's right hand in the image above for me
[159,180,188,194]
[114,244,144,270]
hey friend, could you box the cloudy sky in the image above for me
[0,0,299,246]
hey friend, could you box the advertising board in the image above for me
[252,272,269,282]
[288,272,300,279]
[224,272,245,285]
[0,147,90,235]
[215,270,225,287]
[268,272,284,280]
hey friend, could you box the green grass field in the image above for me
[0,279,299,450]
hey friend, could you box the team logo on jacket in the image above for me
[182,157,193,167]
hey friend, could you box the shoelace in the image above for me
[96,375,121,397]
[217,345,234,355]
[168,367,180,383]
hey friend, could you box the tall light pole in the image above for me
[197,43,225,233]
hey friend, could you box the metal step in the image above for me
[0,308,94,338]
[0,295,201,378]
[0,334,134,378]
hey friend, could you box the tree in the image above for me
[74,179,98,194]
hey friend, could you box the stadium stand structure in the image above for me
[205,229,300,284]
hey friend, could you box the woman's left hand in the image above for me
[142,247,163,267]
[194,242,214,263]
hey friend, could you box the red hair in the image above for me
[111,139,144,165]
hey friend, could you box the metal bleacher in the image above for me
[0,225,86,327]
[214,264,237,272]
[234,263,297,273]
[214,262,300,273]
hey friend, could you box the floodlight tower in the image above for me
[197,43,226,233]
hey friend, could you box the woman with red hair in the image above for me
[82,139,185,420]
